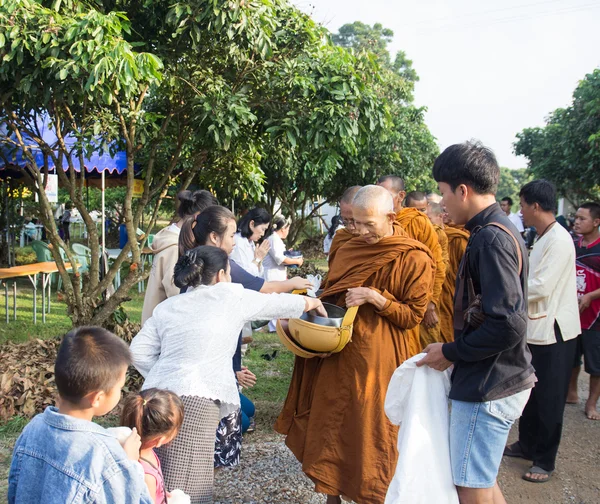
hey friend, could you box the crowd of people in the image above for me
[7,140,600,504]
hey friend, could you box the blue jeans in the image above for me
[449,389,531,488]
[240,393,255,433]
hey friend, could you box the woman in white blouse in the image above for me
[130,245,324,503]
[230,207,272,276]
[262,216,304,282]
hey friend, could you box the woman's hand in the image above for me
[255,240,271,261]
[289,276,313,292]
[295,257,304,266]
[236,366,257,389]
[123,427,142,461]
[305,297,328,317]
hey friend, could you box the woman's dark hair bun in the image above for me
[177,189,219,219]
[174,251,205,289]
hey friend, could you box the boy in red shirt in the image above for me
[568,202,600,420]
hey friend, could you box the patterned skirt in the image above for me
[156,396,220,504]
[214,408,242,468]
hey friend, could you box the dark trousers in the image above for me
[518,323,576,471]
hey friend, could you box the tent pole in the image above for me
[101,170,105,257]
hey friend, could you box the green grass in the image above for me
[0,278,145,344]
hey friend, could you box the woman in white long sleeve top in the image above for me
[130,245,324,503]
[230,208,272,277]
[262,216,303,282]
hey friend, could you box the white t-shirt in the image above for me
[508,212,524,233]
[230,233,261,277]
[263,233,287,282]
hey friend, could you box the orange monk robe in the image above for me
[439,225,470,343]
[396,207,446,348]
[419,223,450,346]
[275,223,434,504]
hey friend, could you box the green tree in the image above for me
[514,68,600,202]
[496,167,532,211]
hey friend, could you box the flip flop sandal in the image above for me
[522,466,553,483]
[503,442,531,460]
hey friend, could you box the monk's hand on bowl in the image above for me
[305,297,328,317]
[423,302,439,328]
[346,287,377,307]
[416,343,452,371]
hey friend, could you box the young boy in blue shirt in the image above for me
[8,326,153,504]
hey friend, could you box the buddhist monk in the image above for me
[405,190,428,212]
[439,214,470,343]
[378,175,446,348]
[275,185,435,504]
[427,192,443,205]
[327,185,361,268]
[427,202,450,269]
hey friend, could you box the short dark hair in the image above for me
[174,245,230,289]
[179,205,236,256]
[405,191,427,206]
[579,202,600,221]
[432,140,499,195]
[176,190,219,219]
[501,196,513,206]
[377,175,404,192]
[54,327,131,404]
[120,388,184,449]
[519,179,557,213]
[238,208,271,238]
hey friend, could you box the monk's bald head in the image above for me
[339,185,362,236]
[427,193,442,204]
[376,175,405,213]
[427,202,445,226]
[352,185,396,244]
[405,191,427,213]
[341,185,362,205]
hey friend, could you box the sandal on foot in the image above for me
[522,466,553,483]
[503,442,531,460]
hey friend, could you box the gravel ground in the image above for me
[214,372,600,504]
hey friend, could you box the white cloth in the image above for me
[131,282,305,417]
[384,354,458,504]
[230,233,261,276]
[323,225,344,254]
[508,212,525,233]
[527,223,581,345]
[263,233,287,282]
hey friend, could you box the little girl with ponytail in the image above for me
[119,389,185,504]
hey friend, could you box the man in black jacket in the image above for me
[418,141,535,504]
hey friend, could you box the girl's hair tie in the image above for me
[143,399,147,406]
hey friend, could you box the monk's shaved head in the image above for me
[427,193,442,204]
[376,175,406,213]
[352,185,394,214]
[352,186,396,244]
[340,185,362,204]
[428,202,443,215]
[377,175,404,192]
[406,191,427,206]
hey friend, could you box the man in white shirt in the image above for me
[504,180,581,483]
[500,196,525,233]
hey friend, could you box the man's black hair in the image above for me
[519,180,557,213]
[432,140,499,195]
[501,196,513,206]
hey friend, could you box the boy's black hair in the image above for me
[432,140,499,195]
[54,327,131,404]
[519,180,557,213]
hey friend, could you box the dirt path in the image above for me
[215,372,600,503]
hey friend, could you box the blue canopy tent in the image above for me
[0,115,141,260]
